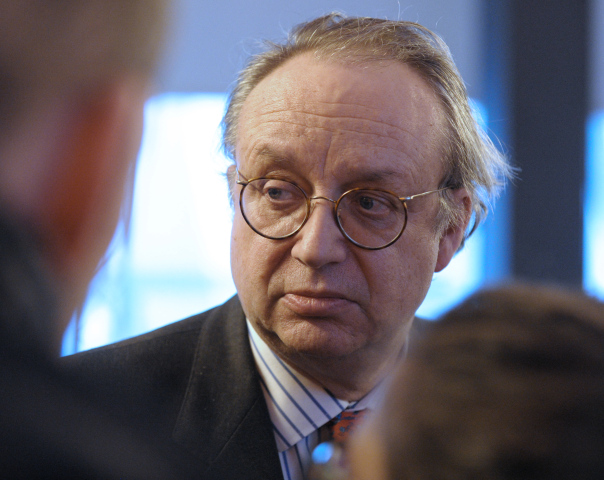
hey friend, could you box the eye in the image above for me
[262,180,299,202]
[349,191,394,216]
[358,196,376,210]
[267,186,285,200]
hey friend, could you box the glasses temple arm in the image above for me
[401,186,452,202]
[235,168,249,185]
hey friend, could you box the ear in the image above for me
[226,164,237,201]
[434,188,472,273]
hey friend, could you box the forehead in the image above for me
[236,54,446,189]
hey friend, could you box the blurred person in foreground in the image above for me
[65,13,512,480]
[0,1,198,478]
[349,285,604,480]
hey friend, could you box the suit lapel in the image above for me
[172,296,283,479]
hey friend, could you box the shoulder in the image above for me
[0,354,200,479]
[64,295,243,369]
[61,296,244,428]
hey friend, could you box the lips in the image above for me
[281,291,355,316]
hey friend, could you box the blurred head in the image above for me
[0,0,169,343]
[350,285,604,479]
[0,1,167,137]
[225,14,510,398]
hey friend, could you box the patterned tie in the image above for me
[323,409,370,443]
[310,410,370,480]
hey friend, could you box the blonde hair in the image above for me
[223,13,513,244]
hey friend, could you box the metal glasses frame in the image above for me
[236,169,451,250]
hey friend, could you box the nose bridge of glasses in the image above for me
[309,194,337,205]
[307,195,339,219]
[298,194,347,250]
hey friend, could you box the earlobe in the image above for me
[434,188,472,273]
[226,164,237,181]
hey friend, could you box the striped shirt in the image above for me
[247,321,386,480]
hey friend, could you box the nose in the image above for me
[290,197,347,269]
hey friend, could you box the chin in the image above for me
[276,318,366,359]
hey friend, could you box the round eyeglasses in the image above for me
[236,170,450,250]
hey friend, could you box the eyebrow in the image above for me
[247,146,416,190]
[349,168,407,183]
[251,146,297,168]
[336,166,420,195]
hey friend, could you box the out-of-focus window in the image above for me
[585,112,604,300]
[63,93,235,354]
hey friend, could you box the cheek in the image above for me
[231,214,269,322]
[401,224,441,273]
[230,213,288,303]
[363,231,440,312]
[230,213,259,290]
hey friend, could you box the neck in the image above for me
[278,333,408,401]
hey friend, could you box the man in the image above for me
[0,1,197,477]
[66,13,511,480]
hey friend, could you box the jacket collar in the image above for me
[172,296,283,479]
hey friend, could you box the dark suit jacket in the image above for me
[64,296,283,480]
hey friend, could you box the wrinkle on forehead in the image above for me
[241,140,434,195]
[241,85,440,138]
[240,110,441,163]
[247,111,431,147]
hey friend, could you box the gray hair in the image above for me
[0,0,168,136]
[222,13,513,245]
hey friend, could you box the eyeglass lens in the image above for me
[240,178,407,249]
[336,189,407,248]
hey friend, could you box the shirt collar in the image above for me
[247,320,386,452]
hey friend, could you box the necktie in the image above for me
[310,410,370,480]
[323,409,370,443]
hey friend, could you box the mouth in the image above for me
[281,291,355,316]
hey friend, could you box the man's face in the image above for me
[231,54,464,370]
